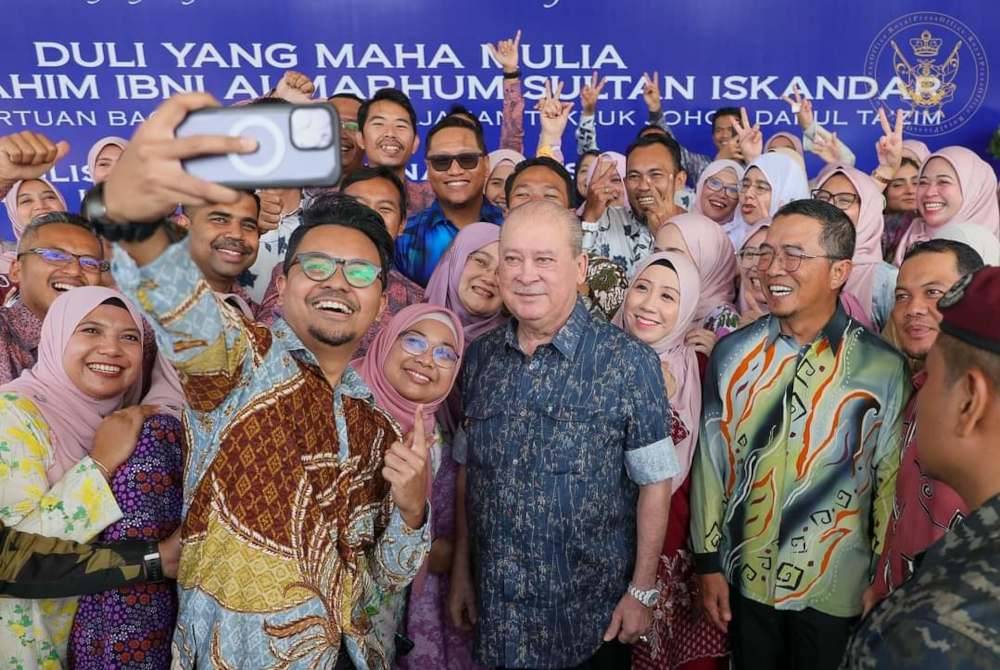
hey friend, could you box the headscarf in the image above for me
[486,149,525,180]
[580,151,631,213]
[692,159,743,224]
[725,152,809,249]
[932,222,1000,266]
[86,136,128,182]
[666,212,739,323]
[893,146,1000,265]
[3,178,68,240]
[817,164,886,319]
[765,131,805,157]
[613,250,702,488]
[425,222,507,347]
[353,304,464,437]
[1,287,145,484]
[736,221,770,315]
[901,139,931,165]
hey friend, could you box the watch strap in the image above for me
[82,184,164,243]
[628,582,658,607]
[143,543,164,582]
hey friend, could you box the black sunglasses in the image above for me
[426,153,484,172]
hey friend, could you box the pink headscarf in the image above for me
[692,159,743,224]
[893,146,1000,265]
[3,178,68,240]
[736,221,770,315]
[1,287,145,484]
[487,149,525,179]
[353,303,464,437]
[666,212,739,323]
[765,132,805,157]
[86,136,128,183]
[425,222,507,347]
[901,139,931,165]
[579,151,631,213]
[817,164,885,320]
[613,250,702,489]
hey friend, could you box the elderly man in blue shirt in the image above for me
[448,199,680,669]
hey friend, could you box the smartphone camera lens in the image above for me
[291,108,334,150]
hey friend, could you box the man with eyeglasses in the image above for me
[394,116,503,286]
[0,212,108,383]
[83,93,431,669]
[691,199,909,670]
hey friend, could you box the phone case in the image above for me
[176,103,342,189]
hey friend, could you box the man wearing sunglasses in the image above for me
[88,93,431,669]
[0,212,108,383]
[394,116,503,287]
[691,199,909,669]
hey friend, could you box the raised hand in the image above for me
[582,157,617,221]
[580,71,608,116]
[256,189,284,232]
[782,84,814,131]
[536,79,574,147]
[811,131,844,165]
[731,107,763,163]
[875,107,904,172]
[0,131,70,184]
[685,327,719,357]
[382,406,430,529]
[487,29,522,74]
[273,70,315,104]
[642,71,662,114]
[103,93,256,224]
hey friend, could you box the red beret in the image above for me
[938,266,1000,354]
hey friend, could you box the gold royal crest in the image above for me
[890,30,961,109]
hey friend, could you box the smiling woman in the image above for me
[0,287,150,669]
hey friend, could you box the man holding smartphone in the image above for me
[83,93,431,670]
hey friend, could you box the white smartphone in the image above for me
[176,103,342,189]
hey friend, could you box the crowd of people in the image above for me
[0,29,999,670]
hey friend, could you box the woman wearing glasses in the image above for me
[813,164,898,331]
[691,159,743,227]
[726,152,809,249]
[352,304,471,669]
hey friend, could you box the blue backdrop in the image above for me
[2,0,997,241]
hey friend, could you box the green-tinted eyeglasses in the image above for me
[291,252,382,288]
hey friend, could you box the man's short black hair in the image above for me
[504,156,574,209]
[358,88,417,132]
[625,134,685,175]
[340,166,407,217]
[180,190,261,221]
[637,124,669,139]
[773,199,856,261]
[21,212,94,253]
[425,116,486,154]
[446,104,483,135]
[284,193,394,291]
[249,96,289,106]
[903,239,985,276]
[329,92,364,105]
[712,106,742,130]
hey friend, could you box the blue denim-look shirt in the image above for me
[393,199,503,287]
[455,300,680,668]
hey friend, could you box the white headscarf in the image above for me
[724,152,809,249]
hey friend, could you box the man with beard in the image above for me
[177,190,266,321]
[394,117,503,286]
[86,92,430,669]
[868,239,984,604]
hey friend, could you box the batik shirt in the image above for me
[840,494,1000,670]
[691,307,908,618]
[0,302,42,384]
[581,207,654,275]
[241,210,301,303]
[394,200,503,287]
[112,240,430,670]
[456,300,680,668]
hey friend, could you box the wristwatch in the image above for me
[82,183,163,243]
[628,582,659,608]
[143,543,164,582]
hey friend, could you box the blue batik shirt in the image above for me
[394,199,503,287]
[455,299,680,668]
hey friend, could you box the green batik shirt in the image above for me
[691,307,909,618]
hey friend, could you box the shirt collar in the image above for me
[504,299,590,361]
[270,318,372,400]
[765,303,850,354]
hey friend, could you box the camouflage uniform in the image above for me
[840,494,1000,669]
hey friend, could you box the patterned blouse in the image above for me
[0,393,124,670]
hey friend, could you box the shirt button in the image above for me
[519,409,527,418]
[512,458,519,466]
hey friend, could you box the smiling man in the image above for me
[690,199,909,670]
[394,116,503,286]
[0,212,108,383]
[869,239,984,602]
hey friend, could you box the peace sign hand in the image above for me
[642,71,662,114]
[488,29,522,74]
[383,405,430,529]
[875,107,904,172]
[781,84,814,130]
[580,71,608,116]
[731,107,763,162]
[811,131,844,165]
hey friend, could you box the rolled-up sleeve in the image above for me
[623,346,679,486]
